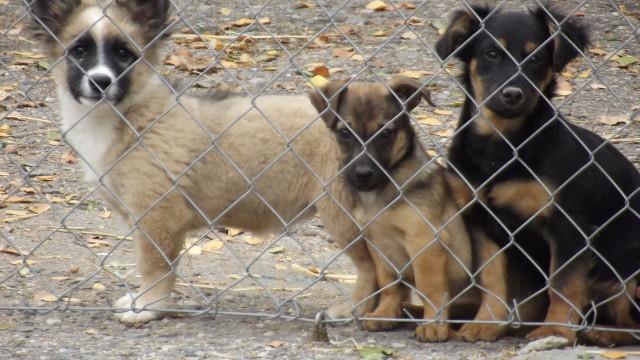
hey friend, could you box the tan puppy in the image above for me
[310,77,476,342]
[30,0,380,323]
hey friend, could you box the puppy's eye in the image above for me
[529,55,542,65]
[115,48,133,62]
[485,49,499,60]
[69,45,86,58]
[379,128,394,139]
[338,128,351,139]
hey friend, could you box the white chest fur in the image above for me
[58,89,120,184]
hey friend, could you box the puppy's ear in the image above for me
[534,6,590,72]
[435,5,491,62]
[388,76,435,112]
[309,80,348,128]
[115,0,172,40]
[29,0,81,42]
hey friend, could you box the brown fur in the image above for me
[310,77,477,342]
[32,0,380,324]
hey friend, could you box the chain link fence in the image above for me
[1,0,640,343]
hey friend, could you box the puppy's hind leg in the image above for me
[114,219,186,324]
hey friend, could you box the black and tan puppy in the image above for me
[436,5,640,346]
[310,77,476,342]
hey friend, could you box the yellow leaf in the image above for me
[398,69,433,79]
[578,68,592,78]
[187,245,202,256]
[267,340,284,348]
[232,18,253,27]
[28,203,50,214]
[433,109,453,116]
[34,291,57,302]
[244,236,264,246]
[309,75,329,88]
[366,0,390,11]
[554,79,573,96]
[600,114,630,126]
[294,2,316,9]
[561,72,575,78]
[258,17,271,25]
[6,210,28,216]
[400,31,417,40]
[34,175,58,181]
[10,259,36,265]
[351,54,365,62]
[600,351,629,359]
[274,264,288,271]
[227,227,243,237]
[415,116,441,125]
[432,128,454,138]
[218,7,231,15]
[373,30,389,37]
[202,240,224,252]
[589,48,607,56]
[92,283,106,291]
[99,209,111,219]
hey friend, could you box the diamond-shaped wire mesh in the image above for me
[1,0,640,346]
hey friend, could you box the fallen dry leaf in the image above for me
[202,239,224,252]
[218,7,231,15]
[92,283,106,291]
[555,79,573,96]
[589,82,607,90]
[28,203,50,214]
[398,69,433,79]
[578,68,592,78]
[432,128,454,137]
[415,116,441,126]
[187,245,202,256]
[433,109,453,116]
[267,340,284,348]
[244,236,264,246]
[34,291,57,302]
[589,48,607,56]
[232,18,253,27]
[600,114,630,126]
[227,227,243,237]
[294,2,316,9]
[366,0,391,11]
[400,31,418,40]
[332,47,354,59]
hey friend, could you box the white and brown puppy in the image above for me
[310,77,476,342]
[29,0,381,324]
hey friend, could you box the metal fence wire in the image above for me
[1,0,640,343]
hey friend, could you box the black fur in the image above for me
[438,4,640,339]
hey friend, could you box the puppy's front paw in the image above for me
[114,293,168,324]
[526,325,576,344]
[361,312,399,331]
[457,323,505,342]
[324,303,355,322]
[416,323,450,342]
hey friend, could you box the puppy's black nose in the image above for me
[354,166,373,182]
[89,74,113,92]
[502,87,524,106]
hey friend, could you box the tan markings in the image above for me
[457,232,509,342]
[445,12,476,52]
[469,58,526,137]
[597,281,637,327]
[389,129,409,167]
[524,42,538,55]
[474,107,525,137]
[489,179,555,219]
[498,38,508,48]
[469,58,485,102]
[538,67,555,92]
[447,172,474,208]
[527,272,588,342]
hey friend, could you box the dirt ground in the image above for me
[1,0,640,359]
